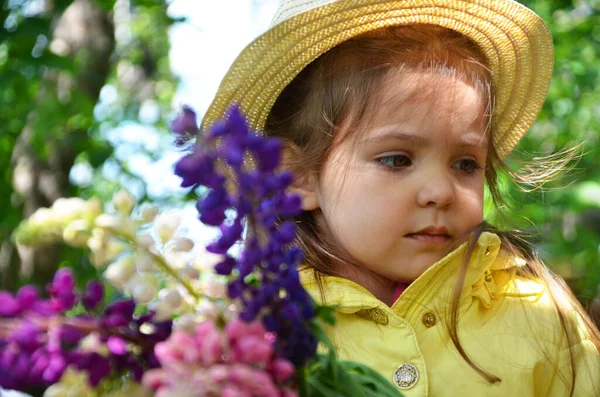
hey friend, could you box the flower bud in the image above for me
[30,208,54,225]
[136,234,155,248]
[171,237,194,252]
[52,197,87,221]
[196,300,220,321]
[84,197,103,219]
[203,275,226,299]
[154,210,181,244]
[135,249,158,272]
[173,313,197,333]
[158,287,182,309]
[164,251,187,269]
[113,190,136,216]
[63,219,91,247]
[96,215,136,240]
[179,266,200,280]
[105,239,128,262]
[149,301,176,322]
[127,275,157,304]
[139,204,159,223]
[88,228,108,251]
[193,246,225,271]
[104,256,135,289]
[95,214,120,229]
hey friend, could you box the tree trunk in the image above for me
[1,0,115,289]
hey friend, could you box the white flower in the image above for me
[158,287,182,309]
[0,388,33,397]
[139,203,158,223]
[192,245,225,271]
[153,209,181,244]
[84,197,103,219]
[104,256,135,289]
[136,234,155,248]
[203,275,227,299]
[88,228,110,268]
[148,301,175,322]
[164,251,187,269]
[134,249,158,272]
[126,274,157,304]
[30,208,54,224]
[104,239,128,262]
[95,214,120,229]
[113,189,136,216]
[173,313,197,333]
[62,219,91,247]
[96,214,136,240]
[223,302,242,321]
[179,265,200,280]
[51,197,88,221]
[170,237,194,252]
[196,300,221,321]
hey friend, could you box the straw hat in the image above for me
[202,0,554,158]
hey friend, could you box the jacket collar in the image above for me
[300,232,537,323]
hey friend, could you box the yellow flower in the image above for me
[43,368,97,397]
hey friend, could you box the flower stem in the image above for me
[296,365,309,397]
[120,234,201,301]
[152,251,201,300]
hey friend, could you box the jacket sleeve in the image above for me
[533,324,600,396]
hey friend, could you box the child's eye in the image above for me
[452,158,482,174]
[377,154,412,169]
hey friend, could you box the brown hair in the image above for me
[265,24,600,394]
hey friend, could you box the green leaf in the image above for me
[314,303,337,325]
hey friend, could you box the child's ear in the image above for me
[291,171,319,211]
[282,143,320,211]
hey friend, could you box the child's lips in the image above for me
[405,227,452,247]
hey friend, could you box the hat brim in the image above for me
[202,0,553,158]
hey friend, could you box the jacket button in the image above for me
[422,312,437,328]
[393,363,419,389]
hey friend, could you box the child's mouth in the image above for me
[405,226,451,247]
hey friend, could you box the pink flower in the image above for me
[236,335,272,365]
[143,319,296,396]
[199,327,223,366]
[271,358,295,382]
[222,385,251,397]
[224,318,246,343]
[154,331,198,365]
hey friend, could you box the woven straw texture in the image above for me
[202,0,554,158]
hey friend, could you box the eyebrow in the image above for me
[361,131,488,149]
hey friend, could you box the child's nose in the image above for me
[415,172,455,209]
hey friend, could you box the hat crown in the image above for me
[271,0,337,27]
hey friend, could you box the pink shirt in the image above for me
[392,282,411,303]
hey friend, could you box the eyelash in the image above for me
[375,154,483,175]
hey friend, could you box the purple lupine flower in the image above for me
[171,105,199,146]
[82,280,104,311]
[173,105,317,365]
[0,292,20,317]
[0,276,171,391]
[15,286,39,312]
[47,268,77,311]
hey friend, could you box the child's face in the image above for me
[313,71,488,283]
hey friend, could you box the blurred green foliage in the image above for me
[0,0,181,289]
[500,0,600,305]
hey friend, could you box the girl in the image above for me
[202,0,600,395]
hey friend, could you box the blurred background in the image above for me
[0,0,599,321]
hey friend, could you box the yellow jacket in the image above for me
[301,232,600,396]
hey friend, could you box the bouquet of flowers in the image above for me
[0,106,402,397]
